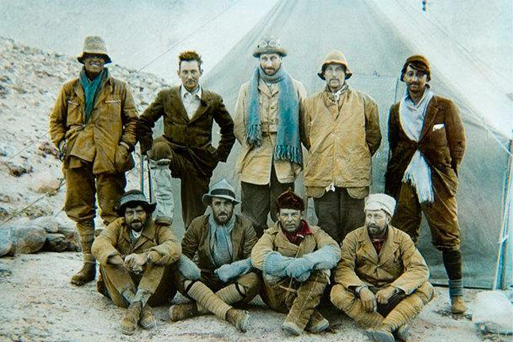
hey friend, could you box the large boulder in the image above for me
[11,223,47,254]
[32,216,60,233]
[0,227,15,257]
[473,291,513,335]
[43,233,69,252]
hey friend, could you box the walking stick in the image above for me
[139,148,145,196]
[147,157,153,203]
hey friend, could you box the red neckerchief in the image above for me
[371,238,386,255]
[282,220,313,245]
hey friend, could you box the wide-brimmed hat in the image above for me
[275,189,305,212]
[400,54,431,81]
[318,50,352,80]
[202,179,240,206]
[115,190,156,216]
[365,194,396,217]
[253,36,287,57]
[77,36,112,64]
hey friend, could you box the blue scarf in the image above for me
[209,214,235,268]
[246,66,302,165]
[79,68,108,123]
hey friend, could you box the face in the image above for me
[210,197,234,225]
[278,208,302,233]
[365,210,390,238]
[323,63,346,92]
[178,60,202,91]
[404,65,428,96]
[259,53,282,76]
[124,205,148,232]
[83,54,106,78]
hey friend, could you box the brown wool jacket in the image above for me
[137,86,235,175]
[49,76,138,174]
[182,214,257,272]
[385,95,466,199]
[92,217,181,268]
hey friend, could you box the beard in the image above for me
[213,211,233,225]
[367,223,388,238]
[128,216,149,232]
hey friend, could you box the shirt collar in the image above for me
[181,85,202,100]
[405,84,431,108]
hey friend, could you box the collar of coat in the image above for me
[354,225,402,267]
[168,86,214,123]
[266,221,320,257]
[121,217,157,250]
[72,75,117,105]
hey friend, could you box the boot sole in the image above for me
[366,329,395,342]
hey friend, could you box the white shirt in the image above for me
[180,85,202,120]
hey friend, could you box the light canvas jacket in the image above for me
[301,88,381,197]
[49,76,138,174]
[234,77,307,185]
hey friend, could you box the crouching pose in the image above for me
[169,179,261,332]
[92,190,181,335]
[251,189,341,336]
[330,194,434,342]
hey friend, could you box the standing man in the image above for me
[301,50,381,243]
[49,36,138,286]
[169,179,260,332]
[385,55,467,313]
[137,51,235,228]
[251,189,341,336]
[234,36,307,237]
[331,194,434,342]
[92,190,181,335]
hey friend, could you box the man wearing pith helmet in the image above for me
[301,50,381,243]
[234,36,307,237]
[331,193,433,342]
[385,55,466,314]
[168,179,260,333]
[49,36,138,286]
[92,190,181,335]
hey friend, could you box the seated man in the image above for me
[92,190,181,335]
[251,189,341,336]
[168,179,260,332]
[330,194,434,342]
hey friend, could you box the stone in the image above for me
[57,225,80,250]
[12,224,47,254]
[29,172,62,195]
[5,161,33,177]
[473,291,513,335]
[32,216,59,233]
[0,228,15,257]
[43,233,69,252]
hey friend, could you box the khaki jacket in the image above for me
[251,221,340,270]
[334,225,430,296]
[92,217,181,268]
[234,78,307,185]
[137,86,235,175]
[301,88,381,197]
[385,95,466,199]
[49,76,138,174]
[182,214,257,272]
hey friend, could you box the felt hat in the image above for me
[253,36,287,57]
[115,190,156,216]
[318,50,352,80]
[202,179,240,206]
[365,194,396,217]
[400,54,431,81]
[275,189,305,211]
[77,36,112,64]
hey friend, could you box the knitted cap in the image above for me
[365,194,396,217]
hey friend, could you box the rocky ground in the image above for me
[0,37,511,342]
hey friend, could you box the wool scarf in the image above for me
[246,66,302,164]
[209,214,235,267]
[80,68,108,123]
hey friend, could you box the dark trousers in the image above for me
[241,168,293,237]
[314,187,365,244]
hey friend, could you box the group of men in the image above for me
[48,35,467,341]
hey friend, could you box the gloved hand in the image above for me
[177,255,201,280]
[303,245,341,270]
[139,137,153,156]
[285,257,314,282]
[215,259,253,283]
[263,252,294,278]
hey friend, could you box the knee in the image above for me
[330,284,355,311]
[415,282,435,304]
[236,272,261,299]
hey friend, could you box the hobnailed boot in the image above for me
[366,326,395,342]
[169,302,200,322]
[305,310,329,333]
[451,296,467,314]
[139,304,157,330]
[226,308,249,333]
[121,301,142,335]
[282,321,303,336]
[71,221,96,286]
[394,324,410,342]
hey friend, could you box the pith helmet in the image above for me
[77,36,112,64]
[318,50,352,80]
[115,190,156,216]
[253,36,287,58]
[202,179,240,206]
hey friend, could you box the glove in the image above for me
[303,245,341,270]
[215,259,253,283]
[177,255,201,280]
[139,137,153,156]
[263,252,294,278]
[285,257,314,282]
[58,139,67,161]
